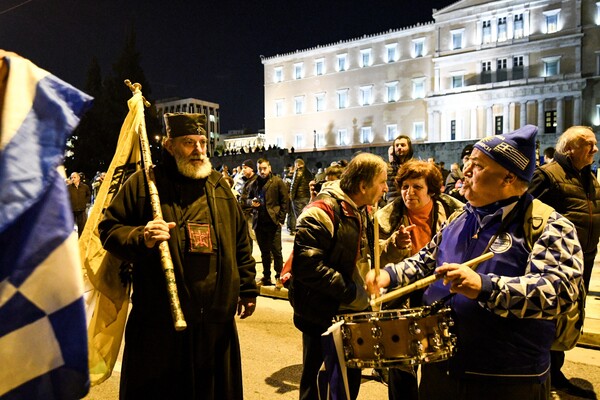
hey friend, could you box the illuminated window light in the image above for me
[543,9,561,34]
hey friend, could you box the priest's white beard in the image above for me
[175,155,213,179]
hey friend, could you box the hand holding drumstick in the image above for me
[366,252,494,306]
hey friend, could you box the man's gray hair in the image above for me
[556,126,594,154]
[340,152,387,195]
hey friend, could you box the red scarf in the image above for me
[407,199,433,255]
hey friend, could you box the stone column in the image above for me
[486,106,493,136]
[574,96,582,126]
[556,97,564,134]
[537,99,545,135]
[433,111,441,142]
[503,103,510,133]
[471,107,478,139]
[428,110,434,141]
[520,101,528,127]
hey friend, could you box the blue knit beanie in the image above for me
[473,125,538,182]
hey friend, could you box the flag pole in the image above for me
[124,79,187,331]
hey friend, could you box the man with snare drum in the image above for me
[366,125,583,400]
[290,152,388,400]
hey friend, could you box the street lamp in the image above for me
[313,130,317,151]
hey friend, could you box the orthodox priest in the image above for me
[99,112,258,400]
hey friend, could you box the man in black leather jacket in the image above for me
[290,152,389,400]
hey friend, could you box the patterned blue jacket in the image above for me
[384,193,583,382]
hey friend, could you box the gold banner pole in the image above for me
[125,80,187,331]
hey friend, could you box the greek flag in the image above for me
[320,321,351,400]
[0,51,93,399]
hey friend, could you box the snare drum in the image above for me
[333,306,456,368]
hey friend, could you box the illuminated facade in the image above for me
[262,0,600,151]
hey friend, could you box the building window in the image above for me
[514,14,524,38]
[360,49,372,67]
[412,38,425,58]
[315,58,325,76]
[451,29,465,50]
[495,116,503,135]
[596,105,600,125]
[337,89,349,109]
[360,85,373,106]
[337,54,348,72]
[545,110,557,133]
[413,122,425,140]
[497,58,508,81]
[543,56,560,76]
[597,2,600,25]
[544,10,560,34]
[276,137,283,148]
[275,99,284,117]
[294,96,305,114]
[513,56,524,79]
[315,131,325,148]
[386,124,397,141]
[386,81,399,102]
[315,93,325,112]
[360,127,373,144]
[338,129,348,146]
[412,78,425,99]
[482,20,492,44]
[451,74,464,88]
[481,60,492,84]
[497,17,507,42]
[274,67,283,83]
[450,120,456,141]
[385,43,398,63]
[294,63,304,80]
[294,133,305,149]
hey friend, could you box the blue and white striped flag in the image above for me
[320,320,351,400]
[0,51,93,399]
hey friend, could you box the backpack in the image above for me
[447,199,585,351]
[281,198,342,288]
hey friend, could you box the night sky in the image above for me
[1,0,454,132]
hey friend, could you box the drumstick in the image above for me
[370,252,494,306]
[371,207,381,311]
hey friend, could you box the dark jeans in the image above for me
[419,361,550,400]
[255,221,283,281]
[73,210,87,237]
[291,198,310,230]
[388,368,418,400]
[300,331,361,400]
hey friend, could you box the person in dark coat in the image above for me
[289,157,314,233]
[290,152,389,400]
[386,134,413,204]
[67,171,91,236]
[528,125,600,399]
[99,112,258,400]
[247,158,289,287]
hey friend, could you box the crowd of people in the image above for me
[73,111,599,400]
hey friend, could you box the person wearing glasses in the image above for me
[99,113,258,400]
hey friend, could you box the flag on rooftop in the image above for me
[0,51,93,399]
[80,83,143,385]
